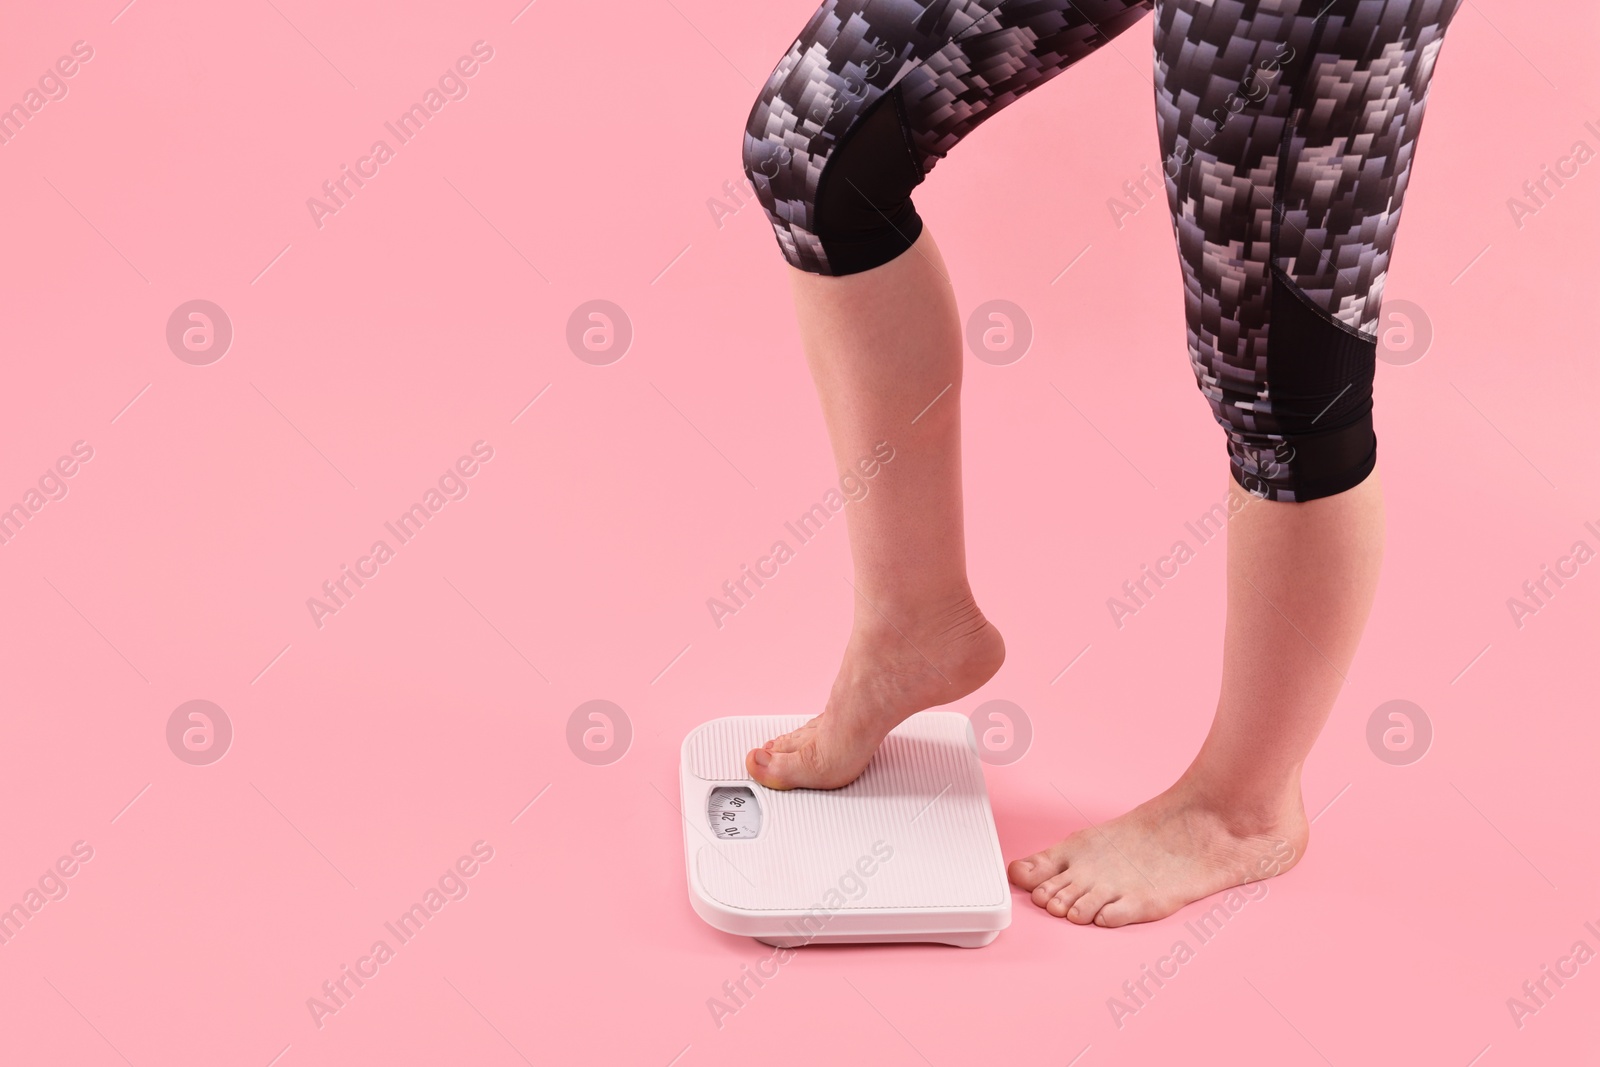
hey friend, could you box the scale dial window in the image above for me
[706,786,762,840]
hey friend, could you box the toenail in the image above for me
[752,749,771,769]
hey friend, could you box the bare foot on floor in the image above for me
[1007,780,1309,927]
[746,594,1004,790]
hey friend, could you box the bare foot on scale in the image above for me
[745,593,1004,790]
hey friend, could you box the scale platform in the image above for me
[679,711,1011,948]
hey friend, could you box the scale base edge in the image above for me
[754,929,1000,949]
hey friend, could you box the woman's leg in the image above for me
[1010,0,1460,924]
[1009,474,1384,925]
[741,0,1152,789]
[750,228,1004,790]
[1195,473,1385,827]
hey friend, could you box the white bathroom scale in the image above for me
[679,711,1011,948]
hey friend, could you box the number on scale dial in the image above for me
[706,786,762,840]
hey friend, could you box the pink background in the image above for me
[2,1,1597,1063]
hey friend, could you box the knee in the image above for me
[1220,274,1380,502]
[740,89,819,271]
[740,101,793,203]
[741,107,809,236]
[741,83,926,276]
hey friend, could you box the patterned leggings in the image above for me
[741,0,1461,501]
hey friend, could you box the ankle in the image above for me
[1171,769,1305,838]
[849,585,985,643]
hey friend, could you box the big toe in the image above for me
[746,745,816,790]
[1008,843,1071,891]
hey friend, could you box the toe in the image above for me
[746,746,787,789]
[1046,882,1091,918]
[745,745,816,791]
[769,720,820,754]
[1008,841,1072,891]
[1028,870,1074,908]
[1066,884,1120,926]
[1093,896,1157,928]
[770,733,806,753]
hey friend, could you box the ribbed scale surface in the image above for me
[684,713,1006,912]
